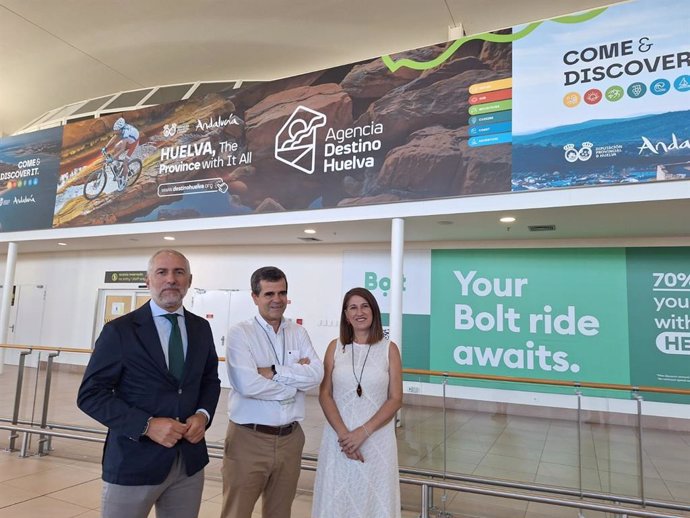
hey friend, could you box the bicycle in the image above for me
[83,149,142,200]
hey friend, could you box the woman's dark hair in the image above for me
[339,287,384,346]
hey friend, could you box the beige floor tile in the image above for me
[539,450,597,470]
[0,495,90,518]
[297,468,316,493]
[200,476,223,502]
[536,462,603,489]
[425,444,486,464]
[493,431,547,447]
[400,483,423,512]
[208,491,224,505]
[49,478,102,509]
[3,465,100,494]
[0,455,59,483]
[653,464,690,484]
[414,456,478,475]
[3,365,690,517]
[197,499,223,518]
[487,442,543,461]
[399,426,454,445]
[597,471,672,500]
[596,454,661,479]
[444,434,498,454]
[205,458,223,481]
[290,493,313,517]
[649,455,690,475]
[477,453,540,475]
[0,482,43,507]
[398,441,436,466]
[664,479,690,505]
[472,464,537,484]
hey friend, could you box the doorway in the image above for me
[92,288,150,346]
[0,284,47,367]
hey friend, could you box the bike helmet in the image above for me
[113,117,126,131]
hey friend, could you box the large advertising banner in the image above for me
[627,248,690,401]
[512,0,690,189]
[51,35,512,228]
[53,97,251,227]
[1,0,688,234]
[343,247,689,401]
[0,127,63,232]
[429,249,631,391]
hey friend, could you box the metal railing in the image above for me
[403,368,690,516]
[403,367,690,395]
[2,343,690,518]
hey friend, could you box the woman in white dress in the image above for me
[312,287,403,518]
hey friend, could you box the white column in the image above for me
[390,219,404,427]
[0,242,18,373]
[389,219,404,348]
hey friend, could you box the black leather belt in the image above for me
[239,421,297,436]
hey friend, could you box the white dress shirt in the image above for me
[149,299,188,364]
[149,299,209,421]
[226,315,323,426]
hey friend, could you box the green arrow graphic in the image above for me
[381,8,607,72]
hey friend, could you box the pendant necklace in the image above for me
[351,342,372,397]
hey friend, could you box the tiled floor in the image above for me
[1,363,689,517]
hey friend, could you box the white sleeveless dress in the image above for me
[312,339,401,518]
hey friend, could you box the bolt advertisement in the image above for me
[627,248,690,402]
[344,247,690,401]
[430,249,630,394]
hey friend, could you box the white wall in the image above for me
[2,244,352,364]
[4,236,690,364]
[2,237,690,418]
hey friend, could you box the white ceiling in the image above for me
[3,190,689,254]
[3,0,688,256]
[0,0,628,135]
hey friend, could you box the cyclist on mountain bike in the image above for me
[103,116,140,185]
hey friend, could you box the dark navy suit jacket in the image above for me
[77,302,221,485]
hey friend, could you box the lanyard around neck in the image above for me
[255,316,285,365]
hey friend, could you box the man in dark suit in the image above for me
[78,249,221,518]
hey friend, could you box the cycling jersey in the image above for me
[119,124,139,142]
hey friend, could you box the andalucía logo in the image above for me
[275,106,327,174]
[563,142,593,163]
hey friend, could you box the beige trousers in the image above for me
[221,421,305,518]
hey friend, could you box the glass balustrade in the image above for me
[1,345,689,517]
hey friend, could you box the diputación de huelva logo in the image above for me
[563,142,593,162]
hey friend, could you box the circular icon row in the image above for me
[5,178,40,189]
[563,75,689,107]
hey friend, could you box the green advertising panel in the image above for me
[627,248,690,402]
[382,314,431,373]
[430,249,631,391]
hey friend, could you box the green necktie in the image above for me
[164,314,184,382]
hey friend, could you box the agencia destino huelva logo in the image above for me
[274,106,327,174]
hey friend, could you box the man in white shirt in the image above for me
[222,266,324,518]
